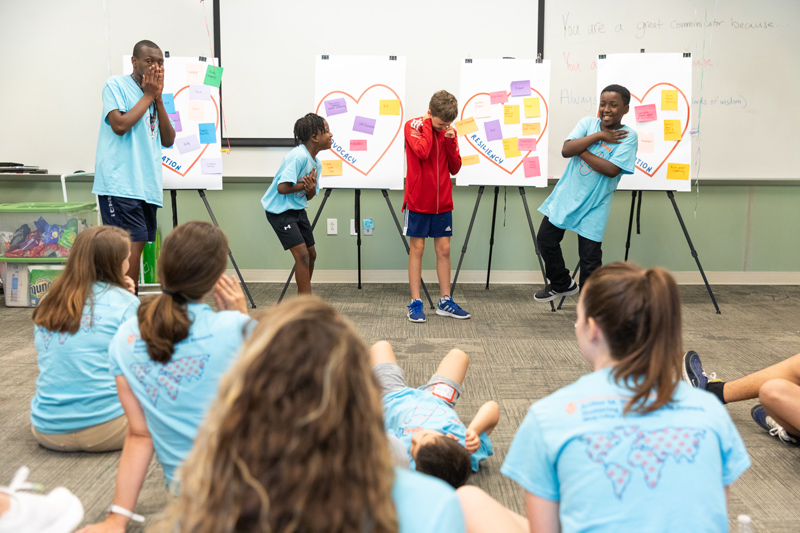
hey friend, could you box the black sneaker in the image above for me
[534,280,579,302]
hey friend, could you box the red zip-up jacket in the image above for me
[402,116,462,214]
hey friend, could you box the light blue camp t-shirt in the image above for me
[392,467,465,532]
[93,75,166,207]
[539,117,638,242]
[383,388,493,472]
[109,304,253,485]
[261,144,321,214]
[501,366,750,533]
[31,282,139,434]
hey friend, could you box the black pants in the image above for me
[537,216,603,291]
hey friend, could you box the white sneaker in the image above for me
[0,467,84,533]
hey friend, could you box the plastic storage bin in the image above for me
[0,202,95,259]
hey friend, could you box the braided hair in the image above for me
[294,113,326,146]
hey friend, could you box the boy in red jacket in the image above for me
[403,90,470,323]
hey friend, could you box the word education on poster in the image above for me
[597,53,692,192]
[314,56,406,190]
[456,58,551,188]
[124,56,224,190]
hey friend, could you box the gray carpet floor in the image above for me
[1,282,799,531]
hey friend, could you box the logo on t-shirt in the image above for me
[131,354,210,407]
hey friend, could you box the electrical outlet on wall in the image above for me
[327,219,337,235]
[350,219,357,236]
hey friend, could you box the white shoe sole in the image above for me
[435,309,471,319]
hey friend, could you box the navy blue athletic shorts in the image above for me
[403,209,453,238]
[98,195,158,242]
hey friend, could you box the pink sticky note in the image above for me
[523,156,541,178]
[635,104,658,122]
[473,97,491,119]
[490,91,508,105]
[518,138,537,151]
[639,131,655,153]
[350,140,367,151]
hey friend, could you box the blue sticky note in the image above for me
[363,218,374,229]
[198,123,216,144]
[162,93,176,114]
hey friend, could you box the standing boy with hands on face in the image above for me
[93,40,176,295]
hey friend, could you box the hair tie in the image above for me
[162,289,186,304]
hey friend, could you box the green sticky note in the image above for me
[203,65,224,87]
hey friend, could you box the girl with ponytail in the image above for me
[81,221,252,533]
[458,262,751,533]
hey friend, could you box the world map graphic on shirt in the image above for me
[131,355,210,407]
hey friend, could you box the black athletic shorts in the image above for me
[265,209,315,250]
[98,195,158,242]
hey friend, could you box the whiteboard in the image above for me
[456,59,551,188]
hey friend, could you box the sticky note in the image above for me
[379,100,401,115]
[524,98,541,118]
[189,85,211,101]
[188,101,205,121]
[203,65,224,87]
[168,112,182,133]
[363,218,374,229]
[324,98,348,117]
[522,122,541,136]
[162,93,176,115]
[176,134,201,154]
[502,137,521,158]
[523,156,541,178]
[321,159,343,176]
[510,80,531,97]
[662,90,679,111]
[518,137,537,151]
[350,140,367,151]
[664,120,682,141]
[490,91,508,105]
[201,158,223,174]
[198,123,216,144]
[461,154,480,165]
[639,132,655,153]
[667,163,690,180]
[473,97,491,119]
[635,104,657,122]
[454,117,478,136]
[186,63,205,84]
[504,105,520,125]
[484,120,503,142]
[353,116,376,135]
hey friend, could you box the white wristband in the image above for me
[107,504,145,523]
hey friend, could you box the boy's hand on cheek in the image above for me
[444,126,456,138]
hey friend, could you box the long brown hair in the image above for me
[32,225,129,334]
[137,221,228,364]
[581,262,683,414]
[167,296,398,533]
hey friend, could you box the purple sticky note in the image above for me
[350,140,367,151]
[168,112,182,133]
[518,137,537,151]
[189,84,211,101]
[201,158,223,174]
[510,80,531,97]
[484,119,503,142]
[353,116,376,135]
[523,156,541,178]
[635,104,658,122]
[176,134,201,154]
[490,91,508,105]
[325,98,348,117]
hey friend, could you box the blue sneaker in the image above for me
[682,350,717,390]
[751,404,799,446]
[407,299,426,323]
[436,296,471,319]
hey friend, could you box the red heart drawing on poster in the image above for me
[163,86,220,177]
[624,83,689,177]
[315,84,403,176]
[460,88,549,175]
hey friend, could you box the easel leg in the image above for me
[452,186,485,298]
[170,189,178,228]
[197,190,256,309]
[355,189,362,289]
[557,262,580,310]
[381,190,434,309]
[624,190,637,262]
[278,188,333,303]
[486,186,500,290]
[518,187,555,312]
[667,191,721,314]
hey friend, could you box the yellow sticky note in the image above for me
[321,159,343,176]
[461,155,480,166]
[504,105,520,125]
[664,120,682,141]
[502,137,521,158]
[454,117,479,136]
[666,163,690,180]
[523,97,541,118]
[522,122,541,136]
[661,90,679,111]
[379,99,400,115]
